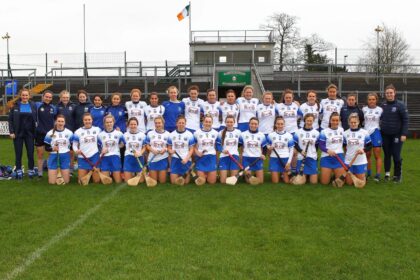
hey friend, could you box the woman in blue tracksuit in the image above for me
[8,88,37,179]
[162,86,185,132]
[73,90,93,130]
[89,94,107,130]
[340,92,364,131]
[56,90,76,132]
[380,84,409,183]
[105,92,127,133]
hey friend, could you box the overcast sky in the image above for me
[1,0,419,64]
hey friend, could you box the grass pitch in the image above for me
[0,138,419,279]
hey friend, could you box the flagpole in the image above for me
[189,1,192,43]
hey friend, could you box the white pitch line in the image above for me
[3,183,126,280]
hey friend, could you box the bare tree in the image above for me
[357,24,415,73]
[261,13,300,71]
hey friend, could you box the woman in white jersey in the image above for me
[267,116,294,184]
[123,117,146,183]
[240,117,267,184]
[343,114,372,185]
[217,115,241,183]
[167,115,195,184]
[125,88,147,133]
[98,115,125,183]
[201,89,222,131]
[319,112,346,185]
[299,90,320,130]
[72,113,101,184]
[257,91,278,136]
[237,85,258,132]
[44,114,74,184]
[182,85,204,133]
[146,116,170,184]
[193,115,219,184]
[362,92,383,181]
[293,113,320,184]
[220,89,239,130]
[145,92,165,132]
[320,84,345,130]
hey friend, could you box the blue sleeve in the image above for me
[188,136,195,146]
[119,134,126,145]
[180,102,185,114]
[215,135,223,152]
[319,132,328,153]
[275,108,279,116]
[287,138,294,148]
[238,135,244,145]
[97,137,103,148]
[167,137,172,145]
[293,134,302,153]
[44,133,52,145]
[297,108,303,117]
[364,134,372,145]
[399,103,409,136]
[260,136,267,148]
[266,135,272,145]
[145,135,150,145]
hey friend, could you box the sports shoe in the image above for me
[393,176,402,183]
[374,174,381,182]
[28,169,35,179]
[16,169,23,180]
[384,174,391,181]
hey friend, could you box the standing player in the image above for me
[217,115,241,184]
[237,85,258,132]
[257,91,278,136]
[362,92,383,181]
[35,90,57,178]
[220,89,239,130]
[146,116,171,183]
[106,92,127,133]
[145,92,165,132]
[90,95,106,131]
[201,89,222,131]
[125,88,147,133]
[239,117,267,184]
[299,90,320,130]
[56,90,76,132]
[380,84,408,183]
[162,86,185,132]
[276,89,302,134]
[98,115,126,184]
[123,117,146,183]
[73,90,93,130]
[293,114,320,184]
[319,112,346,185]
[267,116,294,184]
[340,92,364,131]
[167,116,195,184]
[72,113,101,184]
[182,85,204,133]
[194,115,219,184]
[320,84,345,130]
[44,114,73,184]
[343,114,372,185]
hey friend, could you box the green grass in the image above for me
[0,138,419,279]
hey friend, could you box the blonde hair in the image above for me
[59,90,70,99]
[241,85,254,97]
[103,114,115,125]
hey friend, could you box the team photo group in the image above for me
[7,83,408,187]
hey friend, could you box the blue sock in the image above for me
[367,170,372,176]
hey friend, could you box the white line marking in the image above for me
[3,184,126,280]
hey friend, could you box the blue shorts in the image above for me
[269,157,289,172]
[100,155,122,172]
[296,158,318,175]
[77,153,100,171]
[149,158,168,171]
[348,164,367,175]
[171,157,191,175]
[219,155,240,171]
[123,155,144,173]
[238,123,249,132]
[242,156,263,171]
[196,154,217,172]
[370,129,383,147]
[48,152,71,170]
[320,153,345,169]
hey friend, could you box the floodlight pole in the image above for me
[375,25,383,77]
[2,32,12,78]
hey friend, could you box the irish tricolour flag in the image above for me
[177,4,190,21]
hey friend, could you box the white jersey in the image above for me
[239,131,267,158]
[220,102,240,128]
[123,130,146,156]
[299,102,320,129]
[146,130,171,162]
[237,97,258,124]
[44,128,73,154]
[125,101,147,133]
[201,101,222,129]
[343,128,371,166]
[319,127,344,158]
[362,106,383,134]
[98,129,125,157]
[194,129,219,155]
[256,103,278,134]
[217,128,241,158]
[145,105,165,132]
[276,103,302,133]
[267,131,294,161]
[167,130,195,160]
[73,126,101,158]
[182,97,205,131]
[320,98,345,129]
[293,128,320,160]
